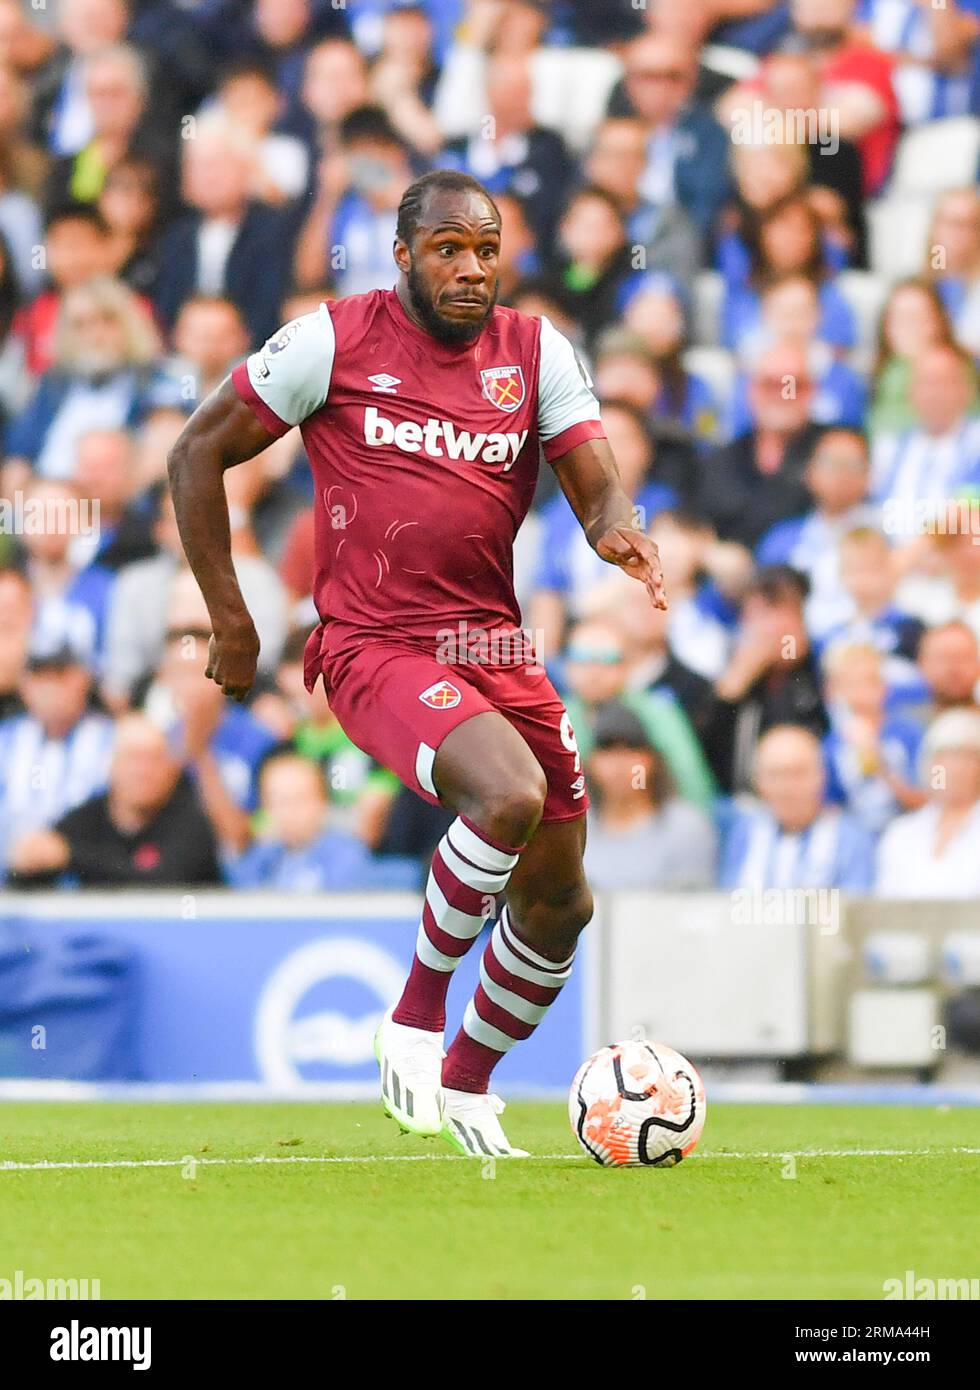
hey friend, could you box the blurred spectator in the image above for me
[705,566,830,792]
[896,523,980,646]
[102,504,287,707]
[492,192,539,303]
[781,0,901,197]
[720,724,876,890]
[544,186,638,348]
[167,295,251,411]
[583,700,716,890]
[0,635,114,874]
[753,51,867,264]
[0,66,45,296]
[697,343,823,549]
[0,229,25,418]
[5,275,164,484]
[15,476,111,664]
[717,143,814,287]
[579,565,716,737]
[722,193,856,355]
[0,567,31,718]
[8,711,220,888]
[141,624,278,819]
[30,0,130,157]
[366,3,443,158]
[440,52,573,249]
[876,708,980,898]
[560,615,716,812]
[13,203,114,378]
[818,526,925,698]
[617,33,731,240]
[248,627,399,846]
[622,280,720,445]
[296,37,369,158]
[43,43,174,213]
[822,640,924,836]
[868,277,956,437]
[870,344,980,531]
[927,187,980,356]
[69,426,156,572]
[854,0,980,124]
[646,510,741,681]
[97,156,168,295]
[529,398,676,655]
[153,115,292,346]
[585,115,701,289]
[899,620,980,726]
[757,427,878,639]
[210,60,310,206]
[226,748,419,891]
[729,277,867,435]
[294,103,413,297]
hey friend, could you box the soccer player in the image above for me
[168,171,666,1157]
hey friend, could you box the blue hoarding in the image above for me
[0,894,593,1095]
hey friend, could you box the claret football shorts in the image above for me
[305,633,589,824]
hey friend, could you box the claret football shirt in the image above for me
[232,288,604,663]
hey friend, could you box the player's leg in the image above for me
[325,642,547,1137]
[390,709,547,1035]
[380,709,549,1153]
[438,818,591,1155]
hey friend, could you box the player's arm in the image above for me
[167,379,277,700]
[552,438,667,611]
[168,306,335,699]
[537,315,667,611]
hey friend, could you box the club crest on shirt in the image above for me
[418,679,462,709]
[480,365,525,413]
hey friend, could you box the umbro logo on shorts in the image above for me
[419,680,462,709]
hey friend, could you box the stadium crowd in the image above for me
[0,0,979,899]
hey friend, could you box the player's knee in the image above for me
[473,767,547,846]
[547,880,594,944]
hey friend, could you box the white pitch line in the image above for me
[1,1147,979,1173]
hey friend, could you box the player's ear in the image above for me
[393,238,411,275]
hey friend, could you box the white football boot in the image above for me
[440,1089,530,1158]
[374,1008,445,1137]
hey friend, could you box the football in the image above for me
[569,1040,707,1167]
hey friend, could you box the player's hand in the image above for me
[596,526,668,610]
[206,624,260,702]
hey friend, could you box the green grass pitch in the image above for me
[1,1101,978,1300]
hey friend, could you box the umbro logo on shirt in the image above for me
[368,373,401,393]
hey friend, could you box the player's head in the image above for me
[394,170,502,346]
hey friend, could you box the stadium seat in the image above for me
[889,116,980,197]
[691,271,724,347]
[866,195,934,280]
[683,346,737,413]
[836,270,889,367]
[530,48,623,153]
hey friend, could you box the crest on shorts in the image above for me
[480,365,525,413]
[419,679,461,710]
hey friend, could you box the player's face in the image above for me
[397,191,501,345]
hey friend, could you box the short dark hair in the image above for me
[339,103,404,150]
[44,203,110,237]
[745,564,810,606]
[396,170,500,245]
